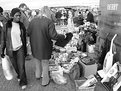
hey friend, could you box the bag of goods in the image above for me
[2,55,14,80]
[50,66,67,84]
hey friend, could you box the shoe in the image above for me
[25,54,33,60]
[21,85,27,90]
[41,82,50,87]
[41,80,50,87]
[36,78,40,80]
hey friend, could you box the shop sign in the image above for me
[107,4,118,10]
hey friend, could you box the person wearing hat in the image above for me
[1,8,27,90]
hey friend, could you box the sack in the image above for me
[50,66,67,84]
[2,55,14,80]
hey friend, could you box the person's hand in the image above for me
[1,53,5,58]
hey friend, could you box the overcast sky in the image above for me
[0,0,100,10]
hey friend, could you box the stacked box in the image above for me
[79,60,97,78]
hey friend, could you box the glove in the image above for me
[65,32,73,37]
[1,53,5,58]
[55,32,73,47]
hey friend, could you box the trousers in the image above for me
[10,46,27,86]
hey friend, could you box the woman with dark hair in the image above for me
[1,8,27,90]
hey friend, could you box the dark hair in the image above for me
[0,6,3,13]
[10,8,21,17]
[19,3,27,8]
[85,9,89,12]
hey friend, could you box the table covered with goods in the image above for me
[49,21,121,91]
[48,22,104,91]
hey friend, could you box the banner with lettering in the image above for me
[99,0,121,46]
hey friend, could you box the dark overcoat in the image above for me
[27,16,65,60]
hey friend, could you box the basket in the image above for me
[75,80,95,91]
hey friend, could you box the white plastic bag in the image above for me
[2,55,14,80]
[101,62,118,83]
[103,34,117,73]
[51,66,67,84]
[98,34,117,78]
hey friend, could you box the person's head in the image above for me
[0,6,3,15]
[19,3,27,11]
[85,9,89,14]
[68,10,73,18]
[31,10,36,17]
[10,8,21,22]
[3,12,10,19]
[41,6,51,17]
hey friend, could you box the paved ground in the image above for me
[0,36,77,91]
[0,25,77,91]
[0,58,77,91]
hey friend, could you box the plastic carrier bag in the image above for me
[1,55,14,80]
[51,66,67,84]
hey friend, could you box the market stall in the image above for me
[50,17,121,91]
[46,18,101,90]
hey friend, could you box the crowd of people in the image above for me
[0,3,99,90]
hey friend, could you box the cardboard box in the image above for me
[75,80,95,91]
[79,60,97,78]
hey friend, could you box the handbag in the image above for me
[1,55,14,80]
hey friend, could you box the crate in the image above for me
[75,80,95,91]
[79,60,97,78]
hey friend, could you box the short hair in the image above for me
[85,9,89,12]
[19,3,27,8]
[0,6,3,13]
[10,8,21,17]
[41,6,50,15]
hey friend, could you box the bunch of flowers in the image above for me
[78,22,98,45]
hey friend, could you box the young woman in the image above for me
[1,8,27,90]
